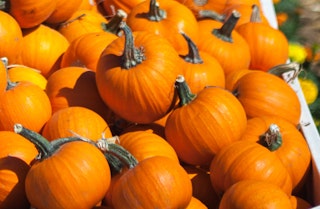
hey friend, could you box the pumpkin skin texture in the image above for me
[0,11,23,65]
[41,106,112,142]
[25,141,111,209]
[20,24,69,78]
[186,197,208,209]
[8,0,56,28]
[165,78,247,166]
[60,31,118,71]
[117,130,179,163]
[210,140,293,197]
[236,5,289,71]
[0,81,52,133]
[7,65,47,90]
[290,195,312,209]
[197,12,251,76]
[45,66,114,124]
[241,116,311,193]
[224,68,258,91]
[219,180,293,209]
[126,0,199,55]
[0,131,38,209]
[96,24,181,124]
[111,156,192,209]
[234,71,301,125]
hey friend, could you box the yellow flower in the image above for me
[289,42,308,64]
[299,77,319,104]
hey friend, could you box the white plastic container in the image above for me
[261,0,320,207]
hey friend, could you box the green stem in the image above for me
[175,75,197,106]
[268,62,302,82]
[180,32,203,64]
[212,10,240,43]
[120,21,146,69]
[96,137,138,169]
[197,10,226,22]
[147,0,167,21]
[259,124,282,151]
[1,57,17,91]
[101,9,127,34]
[14,124,55,159]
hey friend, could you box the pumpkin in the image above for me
[197,10,251,76]
[45,0,83,25]
[14,124,111,209]
[290,195,312,209]
[102,0,145,15]
[0,11,23,64]
[0,73,52,132]
[45,66,114,125]
[219,180,293,209]
[7,0,56,28]
[125,0,199,55]
[57,9,110,43]
[7,64,47,90]
[111,156,192,209]
[233,70,301,125]
[210,140,293,196]
[241,116,311,193]
[224,68,258,91]
[236,4,289,71]
[20,24,69,78]
[60,31,118,71]
[121,122,165,138]
[42,106,112,142]
[179,32,225,93]
[176,0,228,17]
[184,165,220,209]
[186,197,208,209]
[0,131,38,209]
[165,75,247,166]
[116,129,179,163]
[96,22,181,124]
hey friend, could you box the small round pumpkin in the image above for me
[219,180,293,209]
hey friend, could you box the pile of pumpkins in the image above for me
[0,0,314,208]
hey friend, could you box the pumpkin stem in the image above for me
[0,0,6,11]
[212,10,240,43]
[1,57,18,90]
[197,10,226,22]
[147,0,167,21]
[259,124,282,151]
[120,21,146,69]
[180,32,203,64]
[14,123,55,160]
[96,136,139,169]
[101,9,127,34]
[250,4,262,23]
[268,62,302,82]
[175,75,197,106]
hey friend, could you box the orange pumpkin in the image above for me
[210,140,293,196]
[290,195,312,209]
[126,0,199,55]
[0,131,38,209]
[112,156,192,209]
[7,0,56,28]
[60,31,118,71]
[176,0,228,17]
[57,9,110,43]
[45,66,114,124]
[0,78,52,133]
[117,130,179,163]
[219,180,293,209]
[180,32,225,93]
[198,10,251,76]
[186,197,208,209]
[0,11,23,65]
[20,24,69,78]
[224,68,258,91]
[236,4,289,71]
[241,116,311,193]
[45,0,83,25]
[233,70,301,125]
[165,75,247,166]
[13,124,111,209]
[7,64,47,90]
[42,106,112,142]
[101,0,145,15]
[96,22,181,124]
